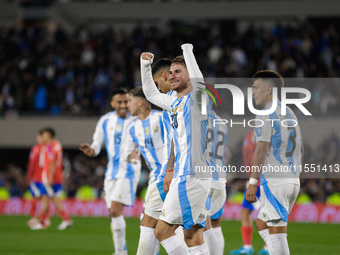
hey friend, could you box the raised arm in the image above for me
[181,44,205,87]
[140,52,174,111]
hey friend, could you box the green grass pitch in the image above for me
[0,216,339,254]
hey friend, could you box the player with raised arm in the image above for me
[231,131,269,255]
[147,56,188,246]
[124,86,164,255]
[142,44,211,255]
[246,71,303,255]
[80,89,141,255]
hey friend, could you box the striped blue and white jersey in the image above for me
[254,101,302,185]
[157,108,173,183]
[206,109,228,189]
[170,92,210,178]
[126,110,165,184]
[91,111,141,181]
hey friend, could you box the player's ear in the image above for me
[138,98,143,107]
[110,99,115,108]
[161,71,167,81]
[267,85,272,95]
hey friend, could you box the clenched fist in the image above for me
[141,52,154,61]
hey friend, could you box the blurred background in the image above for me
[0,0,340,207]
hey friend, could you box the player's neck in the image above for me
[176,85,192,98]
[262,98,274,109]
[138,108,151,121]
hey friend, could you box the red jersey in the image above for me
[46,140,64,184]
[27,144,47,183]
[242,131,256,168]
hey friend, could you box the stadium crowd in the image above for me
[1,20,340,116]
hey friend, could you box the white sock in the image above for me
[270,233,290,255]
[188,243,209,255]
[203,228,220,255]
[136,226,158,255]
[258,229,272,252]
[153,239,160,255]
[213,227,224,255]
[111,216,127,254]
[160,235,187,255]
[175,225,185,241]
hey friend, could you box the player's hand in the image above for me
[127,150,140,164]
[141,52,154,61]
[163,171,174,194]
[181,43,193,51]
[246,184,258,203]
[79,143,95,157]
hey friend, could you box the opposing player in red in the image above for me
[40,127,73,230]
[27,130,45,228]
[230,131,269,255]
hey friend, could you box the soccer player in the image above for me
[27,130,45,228]
[246,71,303,255]
[40,127,73,230]
[231,131,269,255]
[142,44,211,254]
[125,86,164,255]
[150,57,188,247]
[143,49,223,254]
[80,88,141,255]
[205,108,229,255]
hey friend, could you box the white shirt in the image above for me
[125,110,164,184]
[255,101,302,185]
[207,109,228,189]
[91,111,141,181]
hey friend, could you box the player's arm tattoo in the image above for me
[166,139,175,170]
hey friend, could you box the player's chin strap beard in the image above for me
[174,83,188,93]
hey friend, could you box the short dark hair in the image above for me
[253,70,284,88]
[152,58,172,75]
[41,127,56,138]
[129,86,146,100]
[171,55,186,67]
[112,88,128,98]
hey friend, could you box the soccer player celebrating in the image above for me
[141,53,226,254]
[40,127,73,230]
[231,131,269,255]
[125,86,164,255]
[141,44,211,255]
[246,71,303,255]
[80,89,141,255]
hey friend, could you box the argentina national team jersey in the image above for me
[254,101,302,185]
[170,92,210,178]
[126,110,164,184]
[91,111,141,181]
[156,90,177,184]
[207,109,228,188]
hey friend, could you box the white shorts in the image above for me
[144,181,163,220]
[258,183,299,226]
[104,177,138,208]
[159,176,210,230]
[209,188,226,220]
